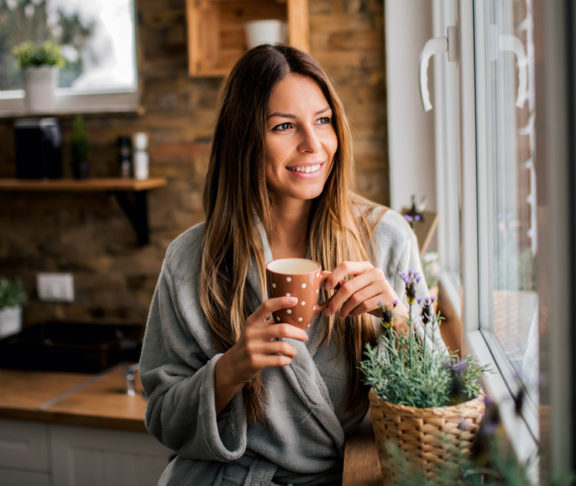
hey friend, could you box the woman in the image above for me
[139,44,434,485]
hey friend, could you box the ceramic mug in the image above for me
[266,258,326,329]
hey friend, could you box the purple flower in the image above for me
[421,297,435,325]
[380,300,398,329]
[400,270,420,305]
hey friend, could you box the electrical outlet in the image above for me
[37,273,75,302]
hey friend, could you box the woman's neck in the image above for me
[269,199,312,259]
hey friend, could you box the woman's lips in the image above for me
[286,163,323,174]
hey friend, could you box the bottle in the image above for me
[118,136,132,178]
[132,132,149,180]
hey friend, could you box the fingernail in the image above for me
[325,307,333,316]
[325,282,332,291]
[287,296,298,304]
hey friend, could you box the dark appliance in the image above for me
[14,117,62,179]
[0,322,143,373]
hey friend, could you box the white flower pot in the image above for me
[23,66,58,113]
[0,306,22,339]
[245,20,287,49]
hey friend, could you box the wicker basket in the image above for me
[368,388,486,483]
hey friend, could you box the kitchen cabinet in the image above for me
[186,0,310,77]
[51,425,171,486]
[0,419,171,486]
[0,419,51,486]
[0,177,167,245]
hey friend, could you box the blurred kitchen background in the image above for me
[0,0,391,327]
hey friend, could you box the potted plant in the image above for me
[0,277,27,339]
[71,114,90,179]
[12,40,65,113]
[360,270,489,483]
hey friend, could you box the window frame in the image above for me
[433,0,540,469]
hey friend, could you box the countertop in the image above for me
[0,364,147,432]
[1,365,384,480]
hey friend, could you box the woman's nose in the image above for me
[298,126,321,153]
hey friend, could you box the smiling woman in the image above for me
[0,0,138,115]
[138,44,438,485]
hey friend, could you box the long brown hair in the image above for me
[200,44,379,422]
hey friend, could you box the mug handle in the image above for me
[314,271,332,314]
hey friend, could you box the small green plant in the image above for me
[360,270,489,408]
[71,115,90,162]
[12,41,65,69]
[0,278,27,310]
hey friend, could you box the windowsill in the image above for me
[467,331,539,480]
[438,273,540,482]
[0,89,141,118]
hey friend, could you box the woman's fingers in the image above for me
[324,261,373,290]
[247,322,309,344]
[247,295,298,327]
[324,262,398,318]
[338,281,383,317]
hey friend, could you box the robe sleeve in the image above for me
[139,260,248,461]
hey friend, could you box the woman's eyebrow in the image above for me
[267,106,331,119]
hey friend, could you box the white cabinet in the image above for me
[0,419,52,486]
[1,470,51,486]
[0,420,172,486]
[51,425,171,486]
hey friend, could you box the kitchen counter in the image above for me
[0,364,147,432]
[1,365,385,480]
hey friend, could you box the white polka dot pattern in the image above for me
[266,258,324,330]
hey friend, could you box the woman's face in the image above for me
[264,73,338,205]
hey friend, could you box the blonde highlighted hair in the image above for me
[200,44,380,422]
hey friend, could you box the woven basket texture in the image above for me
[368,389,486,483]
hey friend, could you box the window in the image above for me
[431,0,539,468]
[0,0,138,116]
[473,0,539,421]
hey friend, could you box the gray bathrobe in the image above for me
[139,209,439,485]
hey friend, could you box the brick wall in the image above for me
[0,0,387,326]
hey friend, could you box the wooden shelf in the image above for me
[0,177,166,192]
[0,178,167,246]
[186,0,309,77]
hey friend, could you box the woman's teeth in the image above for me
[287,164,321,173]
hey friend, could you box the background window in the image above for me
[0,0,138,114]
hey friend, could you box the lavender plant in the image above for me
[360,270,488,409]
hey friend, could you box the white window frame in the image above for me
[0,89,140,117]
[433,0,540,471]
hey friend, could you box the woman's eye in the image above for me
[272,122,293,132]
[317,116,331,125]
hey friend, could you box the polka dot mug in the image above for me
[266,258,327,329]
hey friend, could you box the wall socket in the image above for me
[37,273,75,302]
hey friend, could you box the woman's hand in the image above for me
[323,261,403,319]
[214,295,308,413]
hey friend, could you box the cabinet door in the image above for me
[0,419,50,472]
[51,425,172,486]
[0,469,51,486]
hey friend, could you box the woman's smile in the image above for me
[286,162,324,176]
